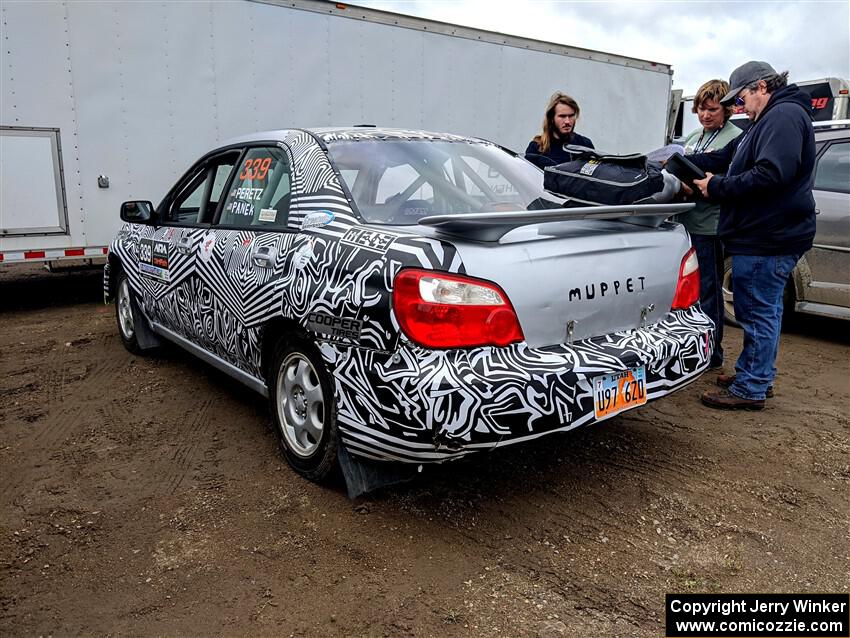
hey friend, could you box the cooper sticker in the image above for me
[139,238,170,282]
[199,231,216,263]
[258,208,277,223]
[340,227,397,254]
[300,210,335,230]
[306,312,362,341]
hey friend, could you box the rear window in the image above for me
[325,139,564,225]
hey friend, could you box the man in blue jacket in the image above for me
[689,61,816,410]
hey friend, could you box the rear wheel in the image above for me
[269,337,338,481]
[721,257,740,327]
[116,273,142,354]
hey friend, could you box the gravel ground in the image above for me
[1,264,848,637]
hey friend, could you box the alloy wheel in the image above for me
[117,278,136,340]
[276,352,325,458]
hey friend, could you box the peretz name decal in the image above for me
[306,312,363,341]
[568,276,646,301]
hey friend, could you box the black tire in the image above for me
[268,337,339,481]
[115,271,143,354]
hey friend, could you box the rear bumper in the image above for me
[0,246,108,264]
[324,306,714,463]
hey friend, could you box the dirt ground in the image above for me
[1,263,848,637]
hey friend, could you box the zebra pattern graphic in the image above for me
[324,305,711,463]
[107,128,713,465]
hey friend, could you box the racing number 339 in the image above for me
[240,157,271,180]
[594,366,647,419]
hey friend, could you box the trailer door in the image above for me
[0,127,68,236]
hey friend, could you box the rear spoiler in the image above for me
[418,203,694,242]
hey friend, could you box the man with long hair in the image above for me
[525,92,594,168]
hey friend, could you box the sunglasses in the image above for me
[734,94,746,107]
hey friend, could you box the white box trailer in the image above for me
[0,0,675,266]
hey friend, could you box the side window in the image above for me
[219,147,291,229]
[165,153,239,225]
[167,171,207,224]
[338,169,360,195]
[207,163,237,216]
[814,141,849,193]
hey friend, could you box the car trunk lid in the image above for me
[438,218,693,348]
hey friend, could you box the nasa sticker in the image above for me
[199,231,216,263]
[300,210,335,231]
[293,240,314,269]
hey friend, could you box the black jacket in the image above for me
[525,133,595,169]
[689,84,816,256]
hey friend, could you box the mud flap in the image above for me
[131,298,163,351]
[337,445,420,499]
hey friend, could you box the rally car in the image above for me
[105,128,713,484]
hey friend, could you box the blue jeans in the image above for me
[729,253,800,400]
[691,234,724,367]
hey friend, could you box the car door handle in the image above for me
[251,245,277,268]
[176,236,193,255]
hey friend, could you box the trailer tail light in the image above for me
[671,247,700,309]
[392,269,525,349]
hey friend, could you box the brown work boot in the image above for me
[715,373,774,398]
[701,388,765,411]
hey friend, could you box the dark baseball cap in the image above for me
[720,61,777,105]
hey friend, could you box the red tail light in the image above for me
[672,247,700,309]
[392,269,525,349]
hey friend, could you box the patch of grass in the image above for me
[670,567,722,592]
[441,607,465,625]
[723,550,743,575]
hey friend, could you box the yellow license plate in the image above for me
[593,366,647,420]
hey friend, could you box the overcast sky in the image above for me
[354,0,849,95]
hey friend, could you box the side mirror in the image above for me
[120,200,155,224]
